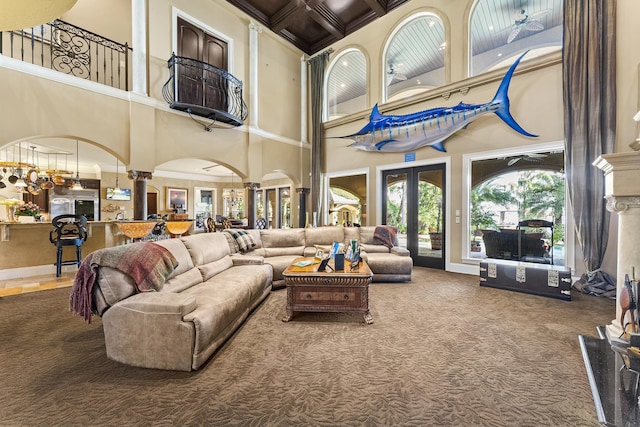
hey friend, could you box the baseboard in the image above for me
[448,262,480,276]
[0,264,77,280]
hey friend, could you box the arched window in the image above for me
[325,49,367,121]
[383,12,445,103]
[469,0,564,76]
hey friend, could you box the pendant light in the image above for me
[14,142,27,191]
[114,157,121,193]
[71,139,83,190]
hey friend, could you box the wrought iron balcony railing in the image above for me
[1,19,130,91]
[162,54,247,128]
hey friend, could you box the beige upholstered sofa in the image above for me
[87,226,411,371]
[225,226,413,287]
[91,232,272,371]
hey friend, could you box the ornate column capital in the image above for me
[127,170,152,180]
[296,187,310,195]
[243,182,261,190]
[605,195,640,213]
[249,21,263,33]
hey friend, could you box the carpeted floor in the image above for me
[0,267,613,426]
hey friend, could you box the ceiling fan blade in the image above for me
[527,153,548,158]
[507,26,522,43]
[524,20,544,31]
[507,158,521,166]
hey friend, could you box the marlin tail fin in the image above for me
[491,50,538,138]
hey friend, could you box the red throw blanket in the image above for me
[373,225,398,249]
[69,242,179,323]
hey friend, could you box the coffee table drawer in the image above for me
[294,286,363,308]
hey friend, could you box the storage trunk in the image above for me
[479,259,571,300]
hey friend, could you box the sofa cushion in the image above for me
[263,246,304,257]
[264,255,300,281]
[181,233,230,266]
[182,266,269,355]
[343,227,360,246]
[96,266,137,307]
[358,226,378,245]
[160,267,203,293]
[360,243,391,253]
[260,228,305,248]
[304,226,345,247]
[198,255,234,281]
[153,238,195,279]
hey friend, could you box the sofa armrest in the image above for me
[231,255,265,266]
[391,246,410,256]
[115,292,197,316]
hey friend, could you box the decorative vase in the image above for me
[17,215,36,223]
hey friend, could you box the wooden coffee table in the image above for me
[282,257,374,324]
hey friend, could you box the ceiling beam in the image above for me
[363,0,387,17]
[271,0,306,33]
[308,3,345,40]
[226,0,269,26]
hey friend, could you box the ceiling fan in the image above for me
[507,152,548,166]
[387,62,407,85]
[507,8,550,44]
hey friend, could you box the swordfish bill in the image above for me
[342,51,537,152]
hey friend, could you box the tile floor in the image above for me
[0,272,75,297]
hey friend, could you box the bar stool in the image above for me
[49,214,88,277]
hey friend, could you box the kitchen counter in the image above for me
[0,220,195,276]
[0,221,142,272]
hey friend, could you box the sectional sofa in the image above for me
[84,226,412,371]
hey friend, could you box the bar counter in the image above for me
[0,221,133,271]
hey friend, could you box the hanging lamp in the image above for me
[71,139,83,190]
[14,142,27,191]
[114,157,121,193]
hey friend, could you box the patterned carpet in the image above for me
[0,267,614,426]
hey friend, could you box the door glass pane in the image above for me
[265,189,276,228]
[255,190,264,221]
[279,187,291,228]
[418,170,443,258]
[385,173,408,249]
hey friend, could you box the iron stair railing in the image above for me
[162,53,247,128]
[1,19,130,91]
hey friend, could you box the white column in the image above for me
[131,0,148,95]
[248,22,262,128]
[300,55,308,143]
[595,151,640,340]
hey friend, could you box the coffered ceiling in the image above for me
[225,0,412,55]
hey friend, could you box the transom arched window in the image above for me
[324,49,367,121]
[469,0,564,76]
[383,12,445,103]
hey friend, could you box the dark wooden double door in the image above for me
[177,17,228,112]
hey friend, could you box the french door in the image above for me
[382,164,446,269]
[177,17,228,112]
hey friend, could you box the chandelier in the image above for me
[225,174,239,207]
[70,139,83,190]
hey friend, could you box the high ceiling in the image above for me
[225,0,412,55]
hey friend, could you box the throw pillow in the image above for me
[223,229,256,253]
[373,225,397,248]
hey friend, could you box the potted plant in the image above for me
[15,201,40,223]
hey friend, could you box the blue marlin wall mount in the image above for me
[340,51,537,152]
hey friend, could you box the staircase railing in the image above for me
[1,19,130,91]
[162,54,247,127]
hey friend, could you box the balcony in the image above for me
[162,54,247,128]
[1,19,130,91]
